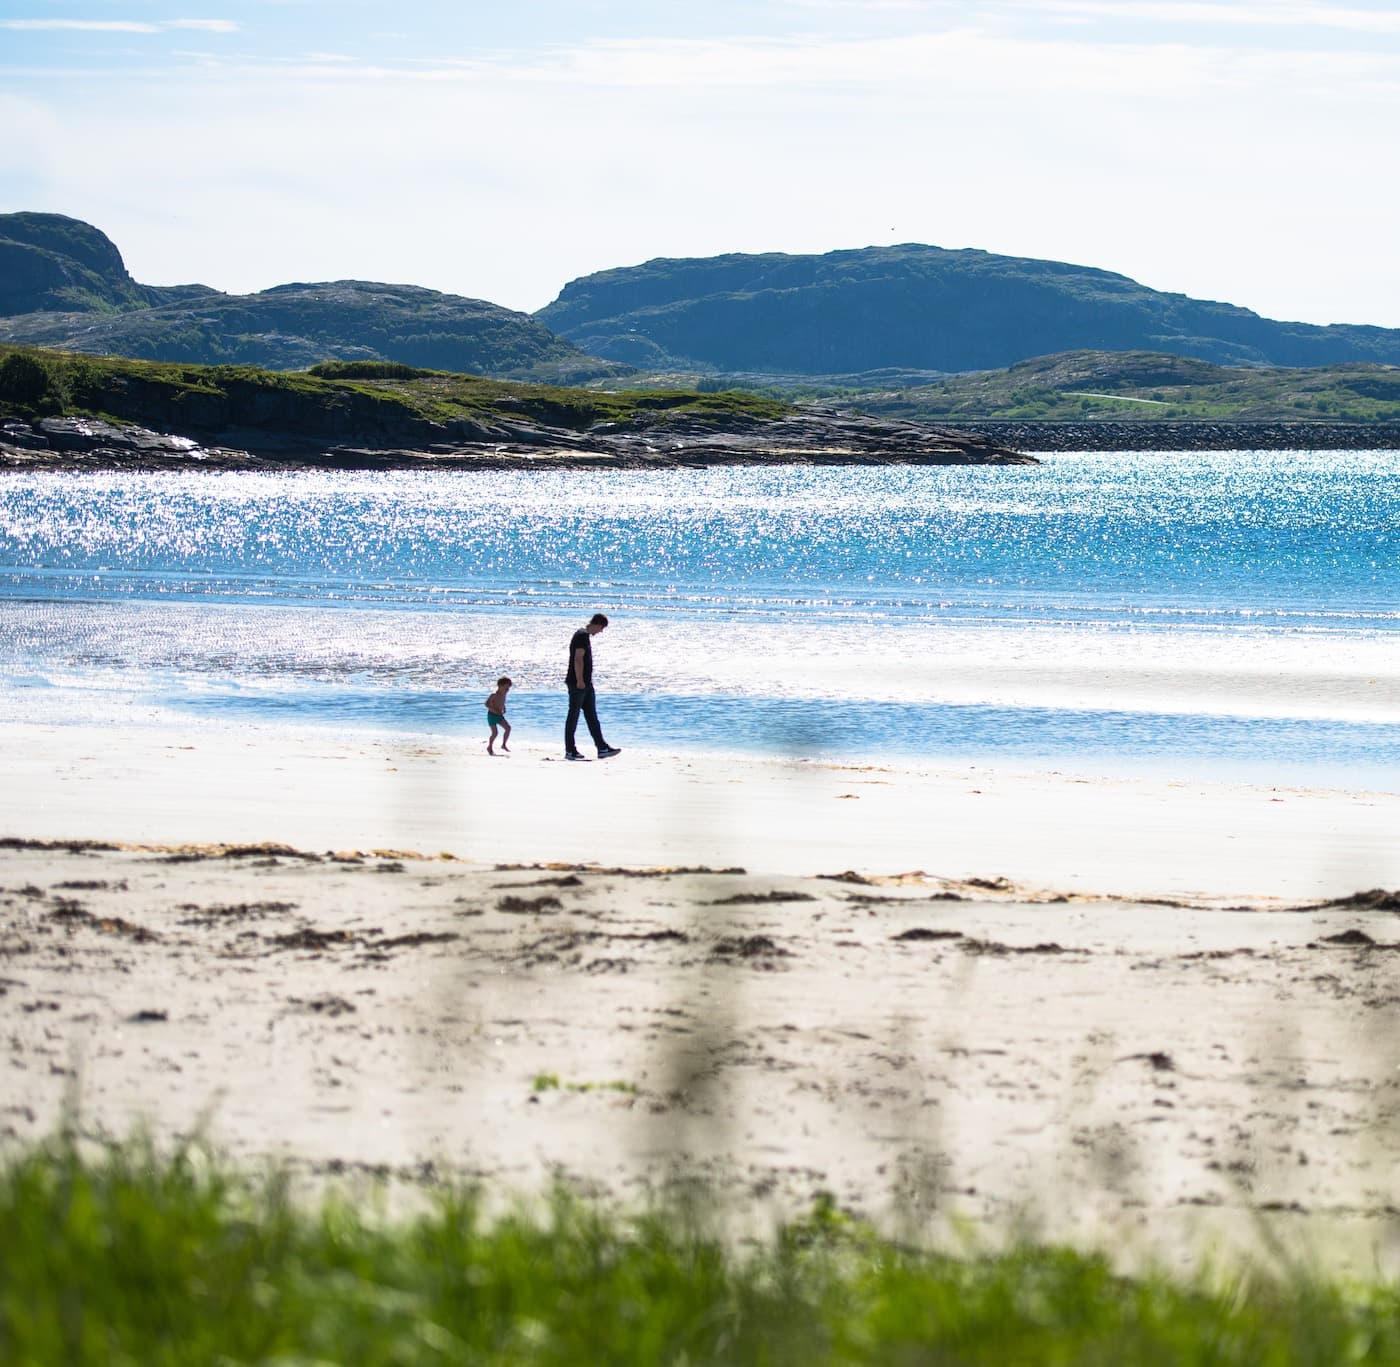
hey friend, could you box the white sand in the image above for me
[4,717,1400,1272]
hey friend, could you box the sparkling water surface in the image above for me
[2,451,1396,784]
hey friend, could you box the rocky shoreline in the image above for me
[0,409,1035,471]
[945,419,1400,452]
[6,412,1395,470]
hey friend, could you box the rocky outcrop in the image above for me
[0,418,260,467]
[14,407,1393,470]
[0,408,1034,471]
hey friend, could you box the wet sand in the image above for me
[6,721,1398,901]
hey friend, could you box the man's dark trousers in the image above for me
[565,685,606,754]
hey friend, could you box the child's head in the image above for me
[497,676,512,689]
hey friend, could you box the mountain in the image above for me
[535,244,1400,374]
[0,211,216,315]
[0,213,625,383]
[0,280,626,383]
[13,214,1400,385]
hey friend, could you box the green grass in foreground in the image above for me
[4,1135,1400,1364]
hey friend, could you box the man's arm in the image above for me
[573,647,587,688]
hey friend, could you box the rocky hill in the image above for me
[536,244,1400,374]
[0,212,217,315]
[0,214,624,383]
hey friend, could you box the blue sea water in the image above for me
[0,450,1396,786]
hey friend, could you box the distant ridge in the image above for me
[9,215,1400,385]
[535,244,1400,374]
[0,213,625,383]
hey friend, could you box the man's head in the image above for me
[587,612,609,636]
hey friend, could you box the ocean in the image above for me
[1,450,1396,787]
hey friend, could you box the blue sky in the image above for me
[2,1,1399,328]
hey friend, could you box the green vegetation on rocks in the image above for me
[0,344,791,450]
[0,351,55,408]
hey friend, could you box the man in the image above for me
[565,612,621,761]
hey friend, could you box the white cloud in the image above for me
[0,17,237,35]
[1015,0,1400,37]
[214,25,1396,108]
[778,0,957,10]
[168,19,239,34]
[0,19,161,32]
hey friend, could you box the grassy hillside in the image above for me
[0,281,628,385]
[0,346,790,446]
[538,244,1400,374]
[596,350,1400,425]
[848,351,1400,423]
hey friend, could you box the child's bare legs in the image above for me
[499,720,511,753]
[487,723,499,755]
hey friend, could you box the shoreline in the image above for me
[944,418,1400,452]
[5,416,1400,469]
[5,718,1397,901]
[0,411,1035,471]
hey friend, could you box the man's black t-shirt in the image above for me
[567,628,592,687]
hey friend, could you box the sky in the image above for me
[2,0,1399,327]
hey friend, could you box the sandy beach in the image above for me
[4,720,1400,1270]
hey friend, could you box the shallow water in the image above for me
[1,452,1396,785]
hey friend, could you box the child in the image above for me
[485,676,512,755]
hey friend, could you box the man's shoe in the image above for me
[596,746,622,759]
[565,751,589,761]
